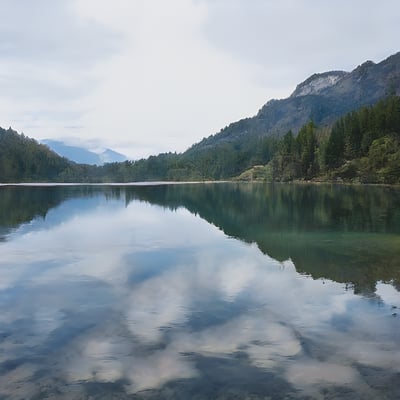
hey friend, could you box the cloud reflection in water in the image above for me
[0,193,399,398]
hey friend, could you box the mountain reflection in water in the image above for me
[0,183,399,399]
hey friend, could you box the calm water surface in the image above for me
[0,183,399,399]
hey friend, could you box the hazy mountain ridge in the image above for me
[99,148,128,164]
[190,52,400,152]
[42,139,127,165]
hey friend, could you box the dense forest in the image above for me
[265,95,400,184]
[0,96,400,184]
[0,128,71,182]
[0,127,101,183]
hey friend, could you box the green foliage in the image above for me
[296,121,319,178]
[266,96,400,183]
[325,119,345,168]
[267,122,320,182]
[324,96,400,183]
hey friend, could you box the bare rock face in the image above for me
[290,71,349,98]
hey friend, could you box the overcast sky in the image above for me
[0,0,399,159]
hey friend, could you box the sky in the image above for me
[0,0,400,159]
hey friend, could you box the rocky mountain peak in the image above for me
[290,71,348,98]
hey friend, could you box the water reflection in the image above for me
[127,183,400,294]
[0,184,399,399]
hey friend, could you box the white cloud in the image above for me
[376,281,400,308]
[71,0,270,158]
[1,0,399,158]
[286,361,358,387]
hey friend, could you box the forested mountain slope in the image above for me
[189,52,400,153]
[0,127,73,182]
[0,127,102,182]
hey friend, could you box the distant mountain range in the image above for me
[41,139,128,165]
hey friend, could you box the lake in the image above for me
[0,182,399,399]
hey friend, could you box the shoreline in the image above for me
[1,179,400,188]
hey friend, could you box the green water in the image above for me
[0,183,399,399]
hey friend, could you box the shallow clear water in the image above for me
[0,183,399,399]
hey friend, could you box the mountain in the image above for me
[42,140,99,165]
[99,148,128,164]
[189,52,400,152]
[1,52,400,184]
[42,139,127,165]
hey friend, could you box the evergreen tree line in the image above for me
[269,96,400,183]
[0,96,399,183]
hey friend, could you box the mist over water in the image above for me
[0,183,399,399]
